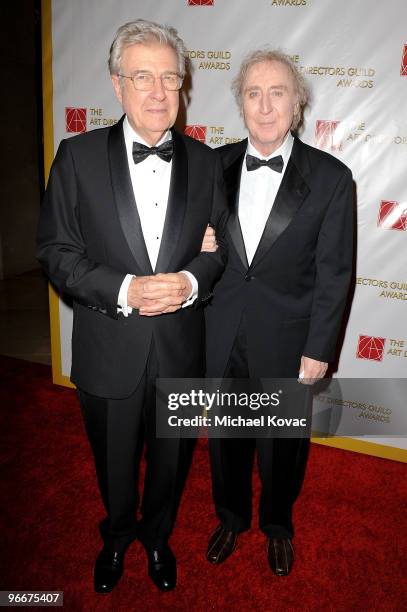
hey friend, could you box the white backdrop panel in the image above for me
[49,0,407,454]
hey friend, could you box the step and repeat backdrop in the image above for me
[42,0,407,461]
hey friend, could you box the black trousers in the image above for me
[209,317,311,539]
[79,341,195,552]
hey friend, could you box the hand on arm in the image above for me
[201,224,218,252]
[298,355,328,385]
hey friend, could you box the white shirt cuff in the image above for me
[117,274,134,317]
[180,270,198,308]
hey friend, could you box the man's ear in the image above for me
[111,74,123,105]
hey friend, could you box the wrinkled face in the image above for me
[111,42,179,145]
[242,60,298,156]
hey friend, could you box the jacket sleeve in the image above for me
[303,167,354,362]
[182,151,229,306]
[36,139,124,319]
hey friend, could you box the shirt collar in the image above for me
[123,115,172,149]
[247,131,294,167]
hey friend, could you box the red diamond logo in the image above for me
[315,120,342,151]
[401,44,407,76]
[65,107,87,133]
[184,125,207,143]
[356,335,386,362]
[377,201,407,231]
[188,0,214,5]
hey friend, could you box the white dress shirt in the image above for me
[239,132,294,265]
[117,117,198,316]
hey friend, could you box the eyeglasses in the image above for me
[118,71,183,91]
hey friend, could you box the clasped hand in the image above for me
[128,272,192,316]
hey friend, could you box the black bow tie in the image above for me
[132,140,173,164]
[246,153,284,173]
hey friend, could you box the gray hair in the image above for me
[232,48,310,131]
[108,19,187,77]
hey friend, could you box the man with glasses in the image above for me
[37,19,227,593]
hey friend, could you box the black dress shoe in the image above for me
[206,524,238,564]
[267,538,294,576]
[94,546,125,593]
[147,545,177,592]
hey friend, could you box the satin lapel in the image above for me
[108,117,153,274]
[223,142,249,270]
[154,129,188,273]
[250,142,310,271]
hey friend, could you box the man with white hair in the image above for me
[205,49,353,575]
[37,19,227,593]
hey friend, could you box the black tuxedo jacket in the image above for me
[37,117,228,398]
[205,136,353,378]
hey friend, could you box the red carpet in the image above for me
[0,355,406,611]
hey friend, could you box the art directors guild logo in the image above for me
[185,125,241,146]
[65,107,117,134]
[357,335,407,361]
[401,44,407,76]
[65,107,87,133]
[357,335,386,362]
[377,201,407,231]
[187,0,214,5]
[314,120,342,151]
[315,119,407,151]
[187,50,231,70]
[184,125,207,143]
